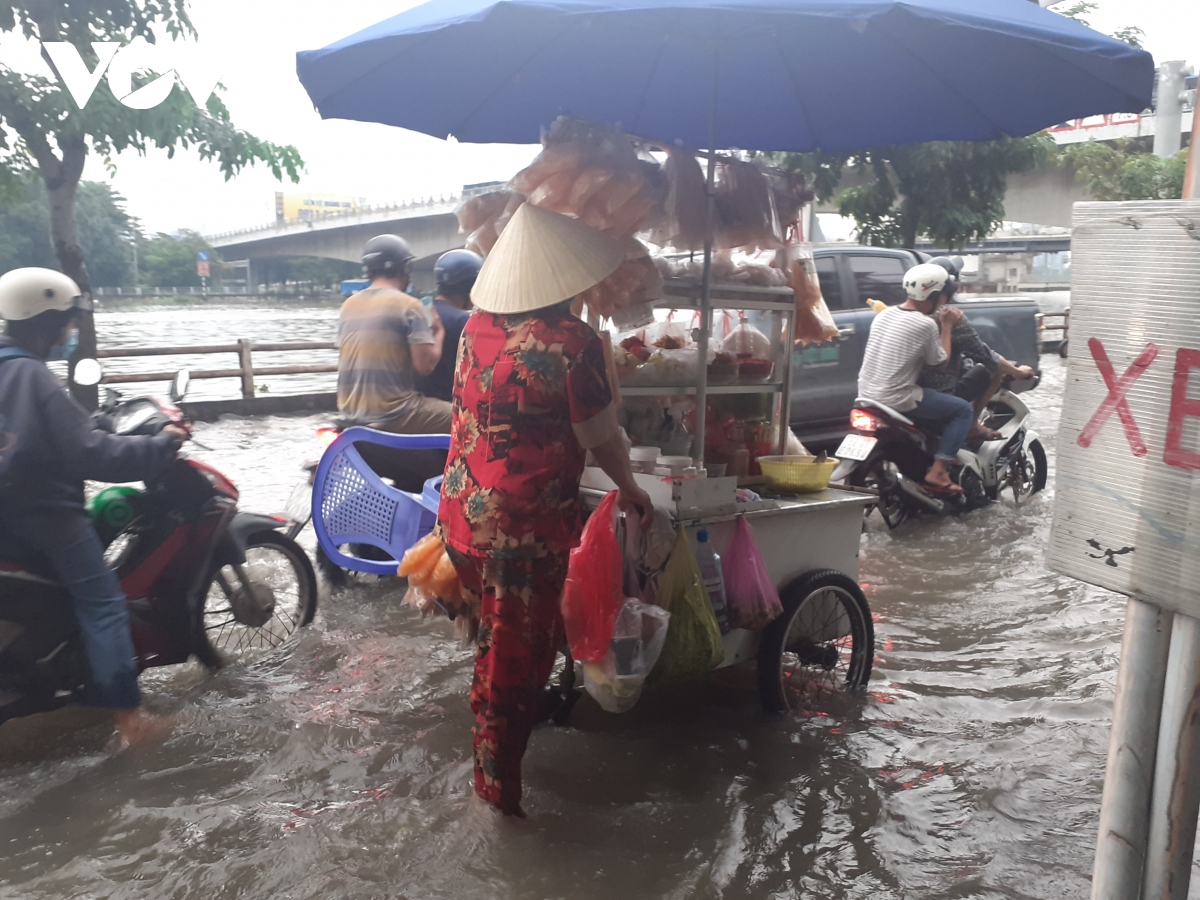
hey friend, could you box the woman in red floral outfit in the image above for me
[438,205,653,816]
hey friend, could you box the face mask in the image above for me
[47,328,79,362]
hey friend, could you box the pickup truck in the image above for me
[790,246,1041,446]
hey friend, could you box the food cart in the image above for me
[579,273,876,713]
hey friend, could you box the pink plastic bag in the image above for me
[561,492,624,662]
[721,516,783,631]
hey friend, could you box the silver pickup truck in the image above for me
[791,246,1041,446]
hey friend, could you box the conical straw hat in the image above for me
[470,203,624,314]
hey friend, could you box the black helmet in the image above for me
[362,234,416,279]
[928,256,963,299]
[434,249,483,296]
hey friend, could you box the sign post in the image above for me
[1050,194,1200,899]
[197,250,210,292]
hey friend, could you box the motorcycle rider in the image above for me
[0,268,186,747]
[337,234,450,491]
[413,249,482,403]
[857,262,974,494]
[917,257,1035,439]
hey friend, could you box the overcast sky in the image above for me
[5,0,1197,236]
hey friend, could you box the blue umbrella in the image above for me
[296,0,1153,152]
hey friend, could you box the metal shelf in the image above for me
[620,382,784,396]
[660,280,795,311]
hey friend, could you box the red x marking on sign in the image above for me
[1077,337,1159,456]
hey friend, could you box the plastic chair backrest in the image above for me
[311,426,450,575]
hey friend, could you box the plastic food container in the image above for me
[757,455,839,493]
[629,446,661,474]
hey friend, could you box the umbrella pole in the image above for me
[693,66,718,470]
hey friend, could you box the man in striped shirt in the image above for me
[337,234,450,490]
[857,263,974,494]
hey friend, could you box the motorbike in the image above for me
[831,382,1047,528]
[0,365,318,725]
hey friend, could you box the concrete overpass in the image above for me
[208,197,467,292]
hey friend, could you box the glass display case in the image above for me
[609,279,795,473]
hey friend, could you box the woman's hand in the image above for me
[617,484,655,530]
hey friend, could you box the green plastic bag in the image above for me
[649,527,725,683]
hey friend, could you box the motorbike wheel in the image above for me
[195,531,318,665]
[1010,439,1048,505]
[849,456,909,529]
[757,570,874,713]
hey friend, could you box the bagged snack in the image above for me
[582,597,671,713]
[457,188,525,256]
[778,243,838,345]
[721,516,783,631]
[722,321,771,359]
[649,528,725,683]
[715,158,776,251]
[561,492,625,663]
[398,533,475,620]
[650,146,708,251]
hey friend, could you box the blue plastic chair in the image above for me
[311,427,450,576]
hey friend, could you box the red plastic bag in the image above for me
[561,492,624,662]
[721,516,783,631]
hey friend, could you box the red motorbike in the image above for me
[0,368,317,725]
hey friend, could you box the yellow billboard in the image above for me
[275,192,365,223]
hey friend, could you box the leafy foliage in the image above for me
[1061,141,1187,201]
[781,136,1053,249]
[136,229,218,287]
[0,175,137,284]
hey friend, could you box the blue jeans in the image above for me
[908,389,975,464]
[1,511,142,709]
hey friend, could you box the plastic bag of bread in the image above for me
[777,243,837,345]
[398,532,477,620]
[458,189,524,256]
[649,146,708,251]
[715,158,777,251]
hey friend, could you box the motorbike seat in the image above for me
[853,398,916,427]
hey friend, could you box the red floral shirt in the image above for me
[438,304,617,560]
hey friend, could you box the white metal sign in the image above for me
[1048,200,1200,616]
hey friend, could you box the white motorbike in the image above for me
[831,385,1047,528]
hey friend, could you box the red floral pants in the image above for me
[449,550,567,816]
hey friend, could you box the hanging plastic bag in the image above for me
[582,597,671,713]
[561,492,624,663]
[778,243,838,345]
[721,516,783,631]
[398,532,476,620]
[649,528,726,683]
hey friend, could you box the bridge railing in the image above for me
[98,339,338,400]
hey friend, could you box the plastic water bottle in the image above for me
[695,529,731,633]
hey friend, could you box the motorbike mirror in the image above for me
[169,368,191,403]
[72,358,103,387]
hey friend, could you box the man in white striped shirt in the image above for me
[857,263,975,494]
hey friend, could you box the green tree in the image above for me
[0,2,302,404]
[0,175,137,284]
[825,137,1052,249]
[1062,140,1187,200]
[137,230,219,287]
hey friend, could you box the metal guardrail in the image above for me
[1036,310,1070,353]
[97,339,338,400]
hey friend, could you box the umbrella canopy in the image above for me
[296,0,1154,152]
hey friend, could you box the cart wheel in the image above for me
[757,569,874,713]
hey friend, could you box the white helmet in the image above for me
[902,263,951,304]
[0,267,85,321]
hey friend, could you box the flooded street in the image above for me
[0,352,1147,900]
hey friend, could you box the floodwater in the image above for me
[0,335,1159,899]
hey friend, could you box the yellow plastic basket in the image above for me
[757,455,839,493]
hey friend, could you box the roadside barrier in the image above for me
[97,339,337,400]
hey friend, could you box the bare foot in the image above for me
[924,461,964,495]
[970,424,1002,441]
[109,708,175,752]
